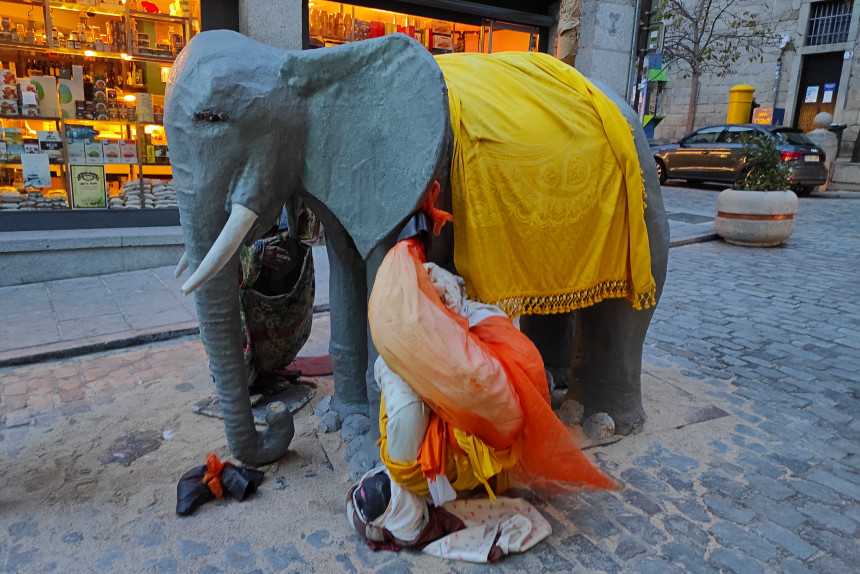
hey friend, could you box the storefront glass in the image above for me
[308,1,539,54]
[0,0,199,214]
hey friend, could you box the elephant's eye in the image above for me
[194,109,229,123]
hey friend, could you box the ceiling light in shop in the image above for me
[121,53,132,60]
[124,94,136,102]
[84,50,96,57]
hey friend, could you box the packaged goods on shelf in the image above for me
[0,188,23,210]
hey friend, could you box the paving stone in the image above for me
[742,494,807,529]
[744,474,796,501]
[262,544,311,572]
[616,513,666,545]
[811,555,852,573]
[699,472,747,499]
[4,544,42,573]
[621,490,663,516]
[614,537,647,561]
[566,504,621,539]
[529,540,577,572]
[807,469,860,499]
[136,522,166,548]
[708,522,778,562]
[178,540,213,560]
[798,502,858,535]
[561,534,620,573]
[222,540,256,571]
[334,553,358,574]
[656,467,694,491]
[702,494,755,524]
[755,520,817,560]
[708,548,765,574]
[95,547,125,573]
[661,515,709,546]
[659,541,717,574]
[630,557,685,574]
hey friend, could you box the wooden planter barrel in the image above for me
[714,189,798,247]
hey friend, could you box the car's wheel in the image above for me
[655,158,667,184]
[792,185,815,197]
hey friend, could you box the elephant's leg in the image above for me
[342,236,400,477]
[568,299,657,435]
[325,240,368,418]
[520,312,574,390]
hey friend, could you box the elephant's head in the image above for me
[164,30,449,465]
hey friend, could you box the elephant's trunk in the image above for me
[192,248,295,466]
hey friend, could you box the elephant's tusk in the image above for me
[174,251,189,278]
[181,204,258,295]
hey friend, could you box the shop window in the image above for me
[0,0,199,215]
[307,1,539,54]
[806,0,853,46]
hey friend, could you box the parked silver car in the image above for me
[652,124,828,196]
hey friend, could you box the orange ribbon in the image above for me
[420,180,453,236]
[203,452,227,499]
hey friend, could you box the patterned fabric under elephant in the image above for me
[239,232,315,379]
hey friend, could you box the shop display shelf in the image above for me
[1,0,45,7]
[129,10,188,24]
[127,53,176,64]
[44,45,133,60]
[0,41,50,52]
[48,1,126,17]
[1,114,62,121]
[0,159,65,165]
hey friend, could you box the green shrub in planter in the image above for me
[716,133,798,246]
[732,133,790,191]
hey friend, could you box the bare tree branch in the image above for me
[658,0,780,129]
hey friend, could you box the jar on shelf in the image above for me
[343,13,353,40]
[1,17,11,33]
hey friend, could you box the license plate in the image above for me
[805,155,819,162]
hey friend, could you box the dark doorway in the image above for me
[201,0,240,32]
[794,52,843,132]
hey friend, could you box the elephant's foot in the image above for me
[314,395,381,480]
[554,394,643,440]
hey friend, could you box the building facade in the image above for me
[653,0,860,184]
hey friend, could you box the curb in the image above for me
[0,304,332,369]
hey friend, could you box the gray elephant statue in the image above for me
[165,30,669,471]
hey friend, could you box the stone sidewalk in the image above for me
[0,246,331,368]
[1,186,859,573]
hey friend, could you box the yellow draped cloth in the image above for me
[435,52,656,315]
[378,396,516,500]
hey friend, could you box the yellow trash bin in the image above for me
[727,85,755,124]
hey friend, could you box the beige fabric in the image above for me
[375,356,430,463]
[423,497,551,562]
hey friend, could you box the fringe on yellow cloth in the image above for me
[378,396,516,500]
[435,52,656,314]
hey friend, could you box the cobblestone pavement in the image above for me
[1,186,858,573]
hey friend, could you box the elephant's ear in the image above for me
[286,34,450,260]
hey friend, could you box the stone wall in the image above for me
[238,0,303,51]
[575,0,637,97]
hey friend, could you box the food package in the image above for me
[27,76,59,117]
[0,99,18,115]
[102,140,121,163]
[84,140,105,164]
[0,69,16,86]
[120,139,138,163]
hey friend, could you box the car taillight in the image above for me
[819,151,826,163]
[781,151,803,162]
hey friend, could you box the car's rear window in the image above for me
[773,129,815,146]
